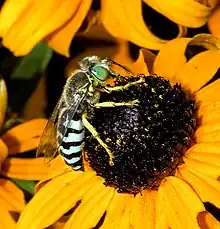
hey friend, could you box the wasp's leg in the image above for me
[82,113,115,166]
[104,77,145,92]
[94,99,139,108]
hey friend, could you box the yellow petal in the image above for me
[130,49,155,75]
[178,165,220,209]
[17,171,96,229]
[174,50,220,93]
[156,201,170,229]
[196,79,220,107]
[0,204,16,229]
[65,184,114,229]
[195,123,220,143]
[2,119,47,155]
[153,34,220,84]
[188,33,220,50]
[198,211,220,229]
[186,143,220,165]
[112,40,135,71]
[48,217,69,229]
[35,156,70,192]
[0,178,25,212]
[179,158,220,180]
[0,139,8,166]
[144,0,216,27]
[1,157,68,181]
[153,38,190,83]
[157,176,205,229]
[0,78,7,129]
[101,0,170,50]
[198,100,220,125]
[101,192,130,229]
[1,1,87,56]
[130,190,157,229]
[0,0,31,36]
[1,158,48,180]
[116,195,134,229]
[208,6,220,40]
[45,0,93,57]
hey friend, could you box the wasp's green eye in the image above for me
[91,65,109,81]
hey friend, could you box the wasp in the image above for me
[37,56,145,170]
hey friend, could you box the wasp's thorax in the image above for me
[85,75,197,194]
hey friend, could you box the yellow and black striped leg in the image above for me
[82,113,115,166]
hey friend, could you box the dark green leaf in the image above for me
[11,42,53,80]
[11,178,35,195]
[6,42,53,112]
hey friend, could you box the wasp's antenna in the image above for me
[103,58,134,77]
[111,60,134,75]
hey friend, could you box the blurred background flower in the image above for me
[0,77,49,228]
[0,0,220,56]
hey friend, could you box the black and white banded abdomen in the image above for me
[59,118,84,170]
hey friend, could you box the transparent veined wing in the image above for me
[36,93,66,161]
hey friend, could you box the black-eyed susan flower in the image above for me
[17,34,220,229]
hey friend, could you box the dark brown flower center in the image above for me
[84,75,196,194]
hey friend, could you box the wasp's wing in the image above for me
[36,95,66,160]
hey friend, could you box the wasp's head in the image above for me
[79,56,116,84]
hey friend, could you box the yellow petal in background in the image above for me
[12,0,83,56]
[174,50,220,93]
[2,119,47,155]
[153,38,190,83]
[45,0,93,56]
[17,171,95,229]
[1,156,68,182]
[158,176,205,229]
[144,0,217,28]
[208,6,220,40]
[188,33,220,50]
[1,158,51,181]
[0,178,25,212]
[130,49,153,75]
[0,204,16,229]
[0,0,32,37]
[0,0,88,56]
[153,34,220,86]
[101,0,170,50]
[0,139,8,166]
[0,77,7,129]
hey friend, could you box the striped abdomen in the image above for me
[59,118,84,170]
